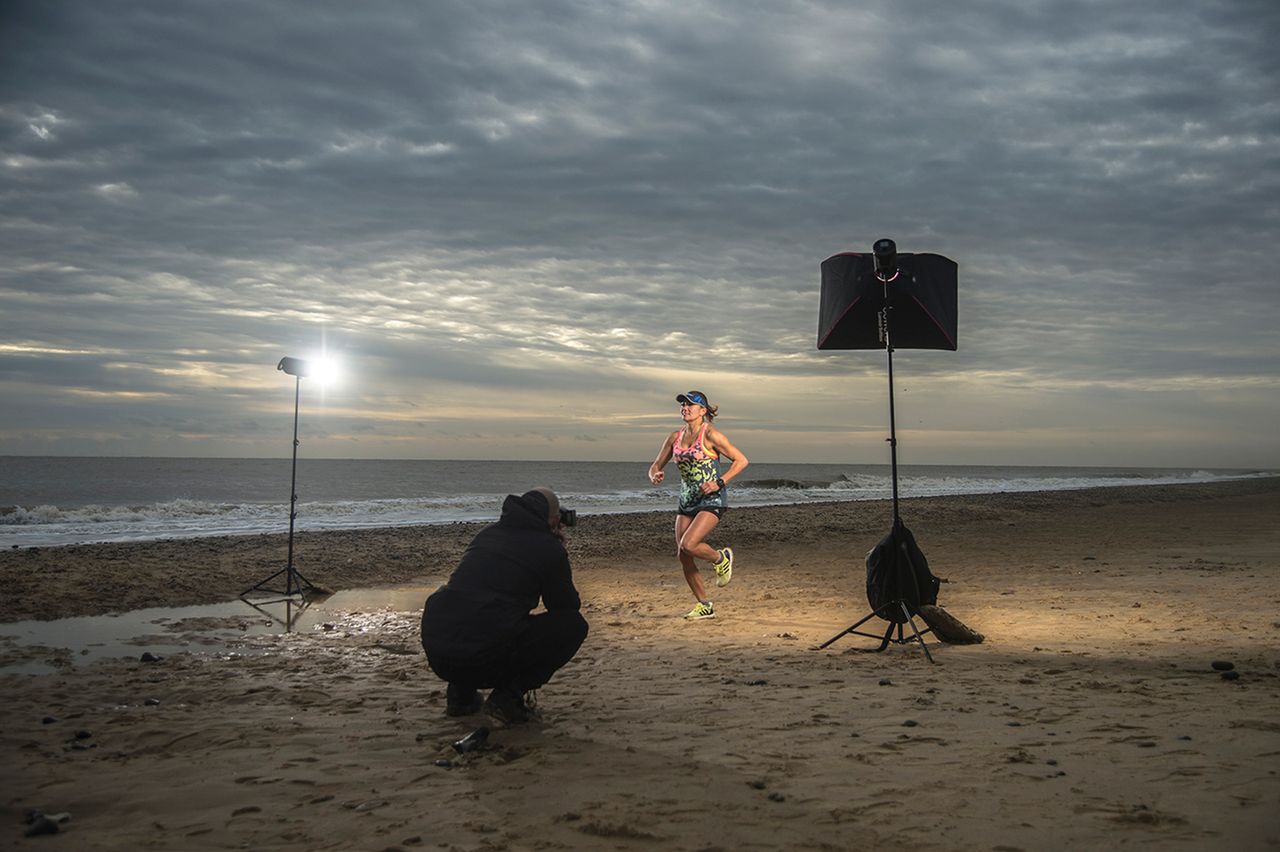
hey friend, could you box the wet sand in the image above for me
[2,479,1279,850]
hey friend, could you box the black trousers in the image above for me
[425,610,588,694]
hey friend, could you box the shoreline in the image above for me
[3,467,1274,550]
[2,477,1277,623]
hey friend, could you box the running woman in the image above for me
[647,390,749,619]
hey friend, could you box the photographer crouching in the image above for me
[421,487,588,724]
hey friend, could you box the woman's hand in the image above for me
[699,478,722,496]
[649,434,675,485]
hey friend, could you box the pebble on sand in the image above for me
[24,816,59,837]
[23,811,70,838]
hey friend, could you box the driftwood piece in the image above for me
[917,604,984,644]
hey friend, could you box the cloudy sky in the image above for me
[2,0,1277,468]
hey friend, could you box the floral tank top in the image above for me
[672,423,725,512]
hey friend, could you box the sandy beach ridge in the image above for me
[2,478,1278,850]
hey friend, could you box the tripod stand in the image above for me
[242,360,320,601]
[815,521,936,663]
[818,252,937,662]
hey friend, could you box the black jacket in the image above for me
[421,492,580,661]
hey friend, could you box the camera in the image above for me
[558,508,577,527]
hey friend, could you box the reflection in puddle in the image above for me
[0,586,432,675]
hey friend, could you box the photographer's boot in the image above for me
[483,686,531,724]
[446,683,483,717]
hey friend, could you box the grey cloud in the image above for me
[2,0,1277,462]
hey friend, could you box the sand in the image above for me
[2,478,1279,850]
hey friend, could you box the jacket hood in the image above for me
[500,492,554,531]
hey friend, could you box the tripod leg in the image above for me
[817,601,905,650]
[876,620,894,652]
[243,565,318,599]
[243,566,290,597]
[899,602,935,664]
[817,608,883,649]
[285,566,318,597]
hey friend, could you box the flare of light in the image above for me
[308,354,340,386]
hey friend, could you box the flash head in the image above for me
[277,356,310,377]
[872,238,898,280]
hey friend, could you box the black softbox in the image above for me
[817,252,957,351]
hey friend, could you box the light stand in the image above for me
[817,239,937,662]
[241,356,320,601]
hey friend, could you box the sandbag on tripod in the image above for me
[865,521,939,623]
[865,522,983,643]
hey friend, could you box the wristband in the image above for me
[715,477,726,490]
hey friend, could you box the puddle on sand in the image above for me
[0,585,433,675]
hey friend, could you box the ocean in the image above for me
[1,456,1273,549]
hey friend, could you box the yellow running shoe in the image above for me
[714,547,734,587]
[684,601,715,620]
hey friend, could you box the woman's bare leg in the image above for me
[675,511,721,601]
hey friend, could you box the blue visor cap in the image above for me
[676,390,709,407]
